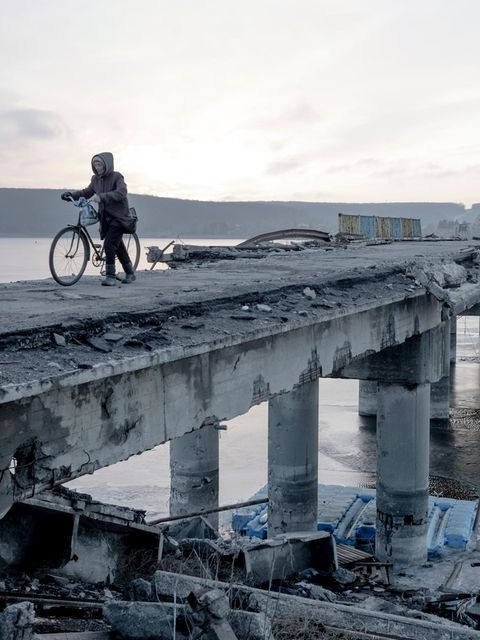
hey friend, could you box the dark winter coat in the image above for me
[71,152,131,238]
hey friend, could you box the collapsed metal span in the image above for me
[237,228,331,247]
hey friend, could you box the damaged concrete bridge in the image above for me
[1,240,480,568]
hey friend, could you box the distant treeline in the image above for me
[0,188,476,238]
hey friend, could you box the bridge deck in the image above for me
[1,240,478,391]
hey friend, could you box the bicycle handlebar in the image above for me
[66,196,90,207]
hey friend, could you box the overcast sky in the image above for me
[1,0,480,204]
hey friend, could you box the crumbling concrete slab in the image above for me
[240,531,337,586]
[0,489,161,584]
[103,601,188,639]
[151,570,480,639]
[104,597,272,640]
[0,602,34,640]
[228,610,273,640]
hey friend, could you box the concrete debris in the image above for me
[105,590,272,640]
[188,588,238,640]
[52,332,67,347]
[406,261,468,302]
[358,593,476,628]
[150,570,480,640]
[188,586,231,620]
[102,332,124,342]
[181,321,205,330]
[164,530,336,589]
[47,361,63,370]
[153,570,203,601]
[103,601,189,640]
[330,567,358,587]
[228,610,273,640]
[0,602,34,640]
[129,578,153,602]
[162,515,218,542]
[297,582,336,602]
[85,336,112,353]
[302,287,316,299]
[230,313,257,321]
[255,304,272,312]
[156,241,330,268]
[187,587,271,640]
[240,531,337,587]
[311,299,335,308]
[442,262,468,287]
[0,488,161,585]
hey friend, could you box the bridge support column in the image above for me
[268,380,319,536]
[336,324,449,566]
[169,425,219,529]
[358,380,378,417]
[450,316,457,364]
[376,381,430,564]
[430,375,450,420]
[430,318,451,421]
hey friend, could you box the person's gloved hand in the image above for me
[61,191,73,201]
[90,194,101,204]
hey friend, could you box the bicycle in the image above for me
[49,197,140,286]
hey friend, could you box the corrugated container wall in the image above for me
[338,214,360,235]
[360,215,376,237]
[376,216,391,238]
[389,217,402,238]
[339,213,422,239]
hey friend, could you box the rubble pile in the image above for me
[0,504,477,639]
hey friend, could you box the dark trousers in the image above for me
[103,220,130,273]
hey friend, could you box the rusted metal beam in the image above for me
[36,634,109,640]
[0,590,103,612]
[148,496,268,525]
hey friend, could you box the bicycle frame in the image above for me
[63,223,101,261]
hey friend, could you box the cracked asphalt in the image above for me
[0,240,479,391]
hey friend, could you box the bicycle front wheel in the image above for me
[124,232,141,271]
[49,226,89,286]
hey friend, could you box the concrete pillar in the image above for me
[430,318,451,420]
[358,380,378,417]
[376,381,430,564]
[450,316,457,364]
[430,375,450,420]
[268,380,319,536]
[169,425,219,529]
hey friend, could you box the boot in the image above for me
[121,262,136,284]
[102,264,117,287]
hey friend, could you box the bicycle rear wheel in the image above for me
[124,232,141,271]
[49,226,89,286]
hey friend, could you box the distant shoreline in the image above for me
[0,234,243,240]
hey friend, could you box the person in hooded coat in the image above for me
[61,152,136,285]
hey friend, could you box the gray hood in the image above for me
[91,152,114,176]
